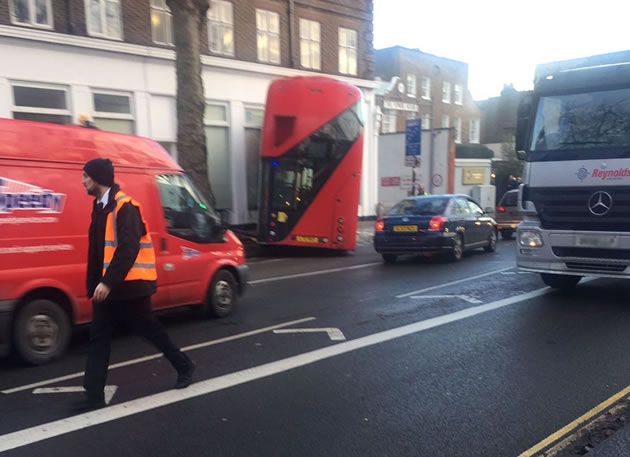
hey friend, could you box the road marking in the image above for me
[410,295,483,304]
[0,286,552,453]
[396,267,514,298]
[249,262,381,285]
[518,384,630,457]
[1,317,316,395]
[273,328,346,341]
[33,386,118,405]
[248,258,287,264]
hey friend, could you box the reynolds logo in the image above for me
[576,167,589,182]
[0,177,66,214]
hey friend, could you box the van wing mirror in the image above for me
[515,92,533,160]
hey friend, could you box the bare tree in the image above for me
[166,0,215,206]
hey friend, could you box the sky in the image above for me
[373,0,630,101]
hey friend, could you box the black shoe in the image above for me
[175,360,196,389]
[72,396,106,413]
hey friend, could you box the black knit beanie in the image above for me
[83,158,115,187]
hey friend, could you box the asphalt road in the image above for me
[3,236,630,456]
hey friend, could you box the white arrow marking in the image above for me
[410,295,483,304]
[273,328,346,341]
[33,386,118,404]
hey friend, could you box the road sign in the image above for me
[405,119,422,157]
[405,156,420,168]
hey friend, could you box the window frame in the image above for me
[9,0,54,29]
[338,27,358,76]
[441,114,449,128]
[469,119,480,144]
[442,81,451,104]
[406,74,417,98]
[208,0,234,57]
[423,113,431,130]
[256,8,280,64]
[84,0,123,40]
[421,76,431,100]
[454,117,462,143]
[11,81,71,123]
[454,84,463,105]
[91,89,135,134]
[151,0,173,46]
[299,18,321,70]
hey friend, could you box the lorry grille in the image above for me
[553,247,630,260]
[526,186,630,231]
[565,262,627,273]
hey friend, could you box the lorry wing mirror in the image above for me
[515,92,533,161]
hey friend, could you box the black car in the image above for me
[373,195,497,263]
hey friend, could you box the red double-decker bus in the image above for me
[257,76,364,251]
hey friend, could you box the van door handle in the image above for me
[164,263,175,272]
[160,238,167,251]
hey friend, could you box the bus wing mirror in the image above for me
[515,92,533,160]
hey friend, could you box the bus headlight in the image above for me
[519,230,543,247]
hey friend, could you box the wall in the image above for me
[454,158,492,196]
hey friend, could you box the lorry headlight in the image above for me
[519,230,543,247]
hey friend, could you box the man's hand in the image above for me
[93,282,111,303]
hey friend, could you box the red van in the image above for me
[0,119,248,364]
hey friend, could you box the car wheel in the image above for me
[13,299,71,365]
[382,254,397,264]
[500,229,514,240]
[204,269,237,317]
[541,273,582,290]
[484,229,497,252]
[447,234,463,262]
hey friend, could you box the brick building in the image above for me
[374,46,481,146]
[0,0,379,223]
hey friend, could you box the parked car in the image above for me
[373,195,497,263]
[495,189,522,240]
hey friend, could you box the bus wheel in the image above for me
[541,273,582,290]
[204,270,237,318]
[382,254,397,264]
[13,299,71,365]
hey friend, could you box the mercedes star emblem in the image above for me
[588,191,613,216]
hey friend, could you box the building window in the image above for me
[470,119,480,144]
[421,77,431,100]
[441,114,449,128]
[256,9,280,64]
[381,110,396,134]
[205,103,232,210]
[92,91,134,134]
[442,81,451,103]
[338,27,358,76]
[209,1,234,57]
[299,19,321,70]
[9,0,53,28]
[245,107,264,211]
[454,117,462,143]
[406,75,417,97]
[85,0,122,40]
[454,84,463,105]
[423,113,431,130]
[151,0,173,46]
[11,83,71,125]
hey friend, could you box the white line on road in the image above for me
[33,386,118,405]
[395,267,513,298]
[248,262,381,285]
[0,286,552,453]
[1,317,316,395]
[273,328,346,341]
[410,295,483,304]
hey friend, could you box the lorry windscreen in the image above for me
[529,88,630,160]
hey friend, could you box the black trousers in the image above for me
[83,295,189,400]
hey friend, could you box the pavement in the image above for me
[591,426,630,457]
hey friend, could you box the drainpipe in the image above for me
[288,0,295,68]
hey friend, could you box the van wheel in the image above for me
[13,299,71,365]
[204,270,237,317]
[541,273,582,290]
[501,229,514,240]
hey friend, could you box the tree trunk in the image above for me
[166,0,215,206]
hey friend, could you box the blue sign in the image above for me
[405,119,421,156]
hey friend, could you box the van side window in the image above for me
[156,174,220,244]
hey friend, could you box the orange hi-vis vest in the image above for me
[103,191,157,281]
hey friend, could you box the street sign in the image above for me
[405,156,420,168]
[405,119,422,157]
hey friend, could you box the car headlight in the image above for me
[519,230,544,247]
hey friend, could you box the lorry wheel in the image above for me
[13,299,71,365]
[447,234,464,262]
[382,254,397,264]
[501,229,514,240]
[541,273,582,290]
[204,270,237,318]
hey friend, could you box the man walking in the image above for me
[77,158,195,411]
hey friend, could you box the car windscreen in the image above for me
[388,197,450,216]
[500,191,518,207]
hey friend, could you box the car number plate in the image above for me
[575,234,619,248]
[393,225,418,232]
